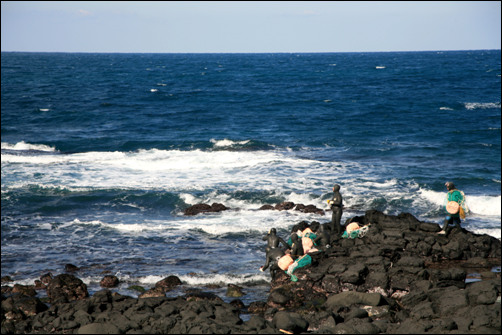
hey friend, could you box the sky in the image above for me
[1,1,501,53]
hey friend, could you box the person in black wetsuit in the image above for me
[259,247,285,280]
[314,223,331,250]
[289,233,304,259]
[262,228,289,253]
[328,184,343,235]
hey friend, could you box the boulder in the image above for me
[272,311,309,333]
[100,275,119,288]
[46,274,89,304]
[326,291,383,309]
[184,203,229,215]
[275,201,295,211]
[64,263,80,272]
[155,275,182,291]
[226,284,245,297]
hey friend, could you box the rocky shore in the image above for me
[2,210,500,334]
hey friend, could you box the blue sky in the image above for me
[1,1,500,53]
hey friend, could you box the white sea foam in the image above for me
[1,141,56,152]
[136,275,165,285]
[464,102,501,110]
[8,278,36,287]
[210,138,250,148]
[419,189,501,216]
[1,147,332,193]
[54,212,298,237]
[439,107,453,110]
[470,228,501,240]
[178,273,269,286]
[118,272,269,287]
[2,144,499,239]
[169,209,307,235]
[375,66,386,69]
[0,272,270,291]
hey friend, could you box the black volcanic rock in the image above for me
[183,203,229,215]
[1,210,500,334]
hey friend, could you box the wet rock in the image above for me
[10,294,48,317]
[248,301,268,315]
[76,322,120,334]
[226,283,245,297]
[210,202,228,212]
[184,203,229,215]
[40,272,53,285]
[466,280,500,305]
[2,210,500,335]
[138,287,166,298]
[326,291,384,309]
[272,311,309,334]
[12,284,37,297]
[268,287,293,306]
[184,203,211,215]
[155,275,182,291]
[64,263,80,272]
[1,276,14,283]
[99,275,119,288]
[46,273,89,304]
[128,285,146,293]
[183,291,224,303]
[230,299,245,309]
[275,201,296,211]
[295,204,325,215]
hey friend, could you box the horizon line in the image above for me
[1,48,501,55]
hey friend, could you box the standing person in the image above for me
[328,184,343,235]
[439,182,467,236]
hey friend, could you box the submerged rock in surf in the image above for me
[155,275,182,291]
[100,275,119,288]
[184,203,229,215]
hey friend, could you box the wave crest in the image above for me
[1,141,56,152]
[464,102,501,110]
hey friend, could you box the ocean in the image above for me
[1,51,500,304]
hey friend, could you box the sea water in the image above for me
[1,51,500,304]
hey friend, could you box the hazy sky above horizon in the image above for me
[1,1,501,53]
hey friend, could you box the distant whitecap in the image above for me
[210,138,250,148]
[465,102,501,110]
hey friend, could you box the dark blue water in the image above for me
[2,51,500,303]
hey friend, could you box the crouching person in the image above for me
[260,248,285,280]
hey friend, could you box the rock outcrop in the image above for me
[1,210,500,334]
[183,203,229,216]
